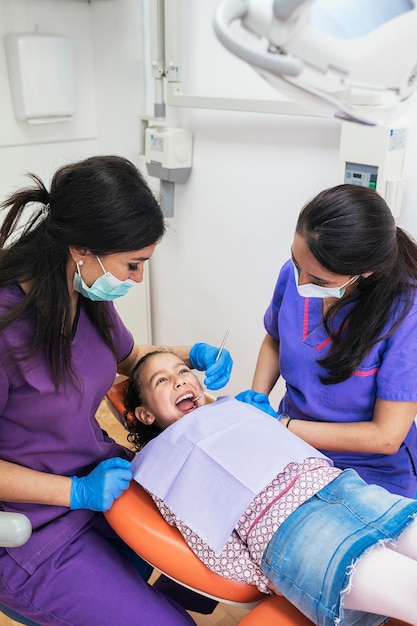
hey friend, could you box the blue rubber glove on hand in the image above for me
[70,458,133,512]
[235,389,278,418]
[190,342,233,390]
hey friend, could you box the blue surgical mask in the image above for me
[293,262,359,299]
[73,257,137,301]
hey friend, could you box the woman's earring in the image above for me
[78,260,84,266]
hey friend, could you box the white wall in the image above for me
[1,0,417,406]
[150,109,341,404]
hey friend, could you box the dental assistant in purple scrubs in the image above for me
[237,184,417,498]
[0,155,232,626]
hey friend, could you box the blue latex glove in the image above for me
[70,458,132,512]
[189,342,233,390]
[235,389,278,418]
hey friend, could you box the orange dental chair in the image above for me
[105,380,412,626]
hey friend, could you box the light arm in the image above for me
[213,0,417,124]
[213,0,303,77]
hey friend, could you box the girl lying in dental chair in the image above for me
[123,350,417,626]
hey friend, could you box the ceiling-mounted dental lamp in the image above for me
[213,0,417,125]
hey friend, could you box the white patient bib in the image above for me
[132,396,330,553]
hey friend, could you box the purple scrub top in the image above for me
[0,284,134,574]
[264,260,417,497]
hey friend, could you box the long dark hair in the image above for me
[124,351,168,450]
[296,184,417,383]
[0,155,165,385]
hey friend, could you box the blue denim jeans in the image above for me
[261,469,417,626]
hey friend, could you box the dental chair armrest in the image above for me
[0,512,32,547]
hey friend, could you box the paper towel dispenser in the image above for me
[4,33,76,124]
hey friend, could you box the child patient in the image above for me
[124,350,417,626]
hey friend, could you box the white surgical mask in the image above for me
[73,257,137,301]
[293,262,359,299]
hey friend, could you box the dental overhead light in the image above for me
[213,0,417,125]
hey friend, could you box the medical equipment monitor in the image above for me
[338,122,407,220]
[344,163,378,190]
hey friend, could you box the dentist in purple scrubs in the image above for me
[0,155,232,626]
[238,184,417,498]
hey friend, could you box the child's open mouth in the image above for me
[176,393,199,413]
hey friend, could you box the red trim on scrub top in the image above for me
[302,299,332,349]
[316,337,331,351]
[303,299,309,340]
[302,300,380,376]
[353,368,379,377]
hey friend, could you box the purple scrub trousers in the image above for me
[0,516,195,626]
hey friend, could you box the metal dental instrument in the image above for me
[214,328,230,362]
[193,329,230,402]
